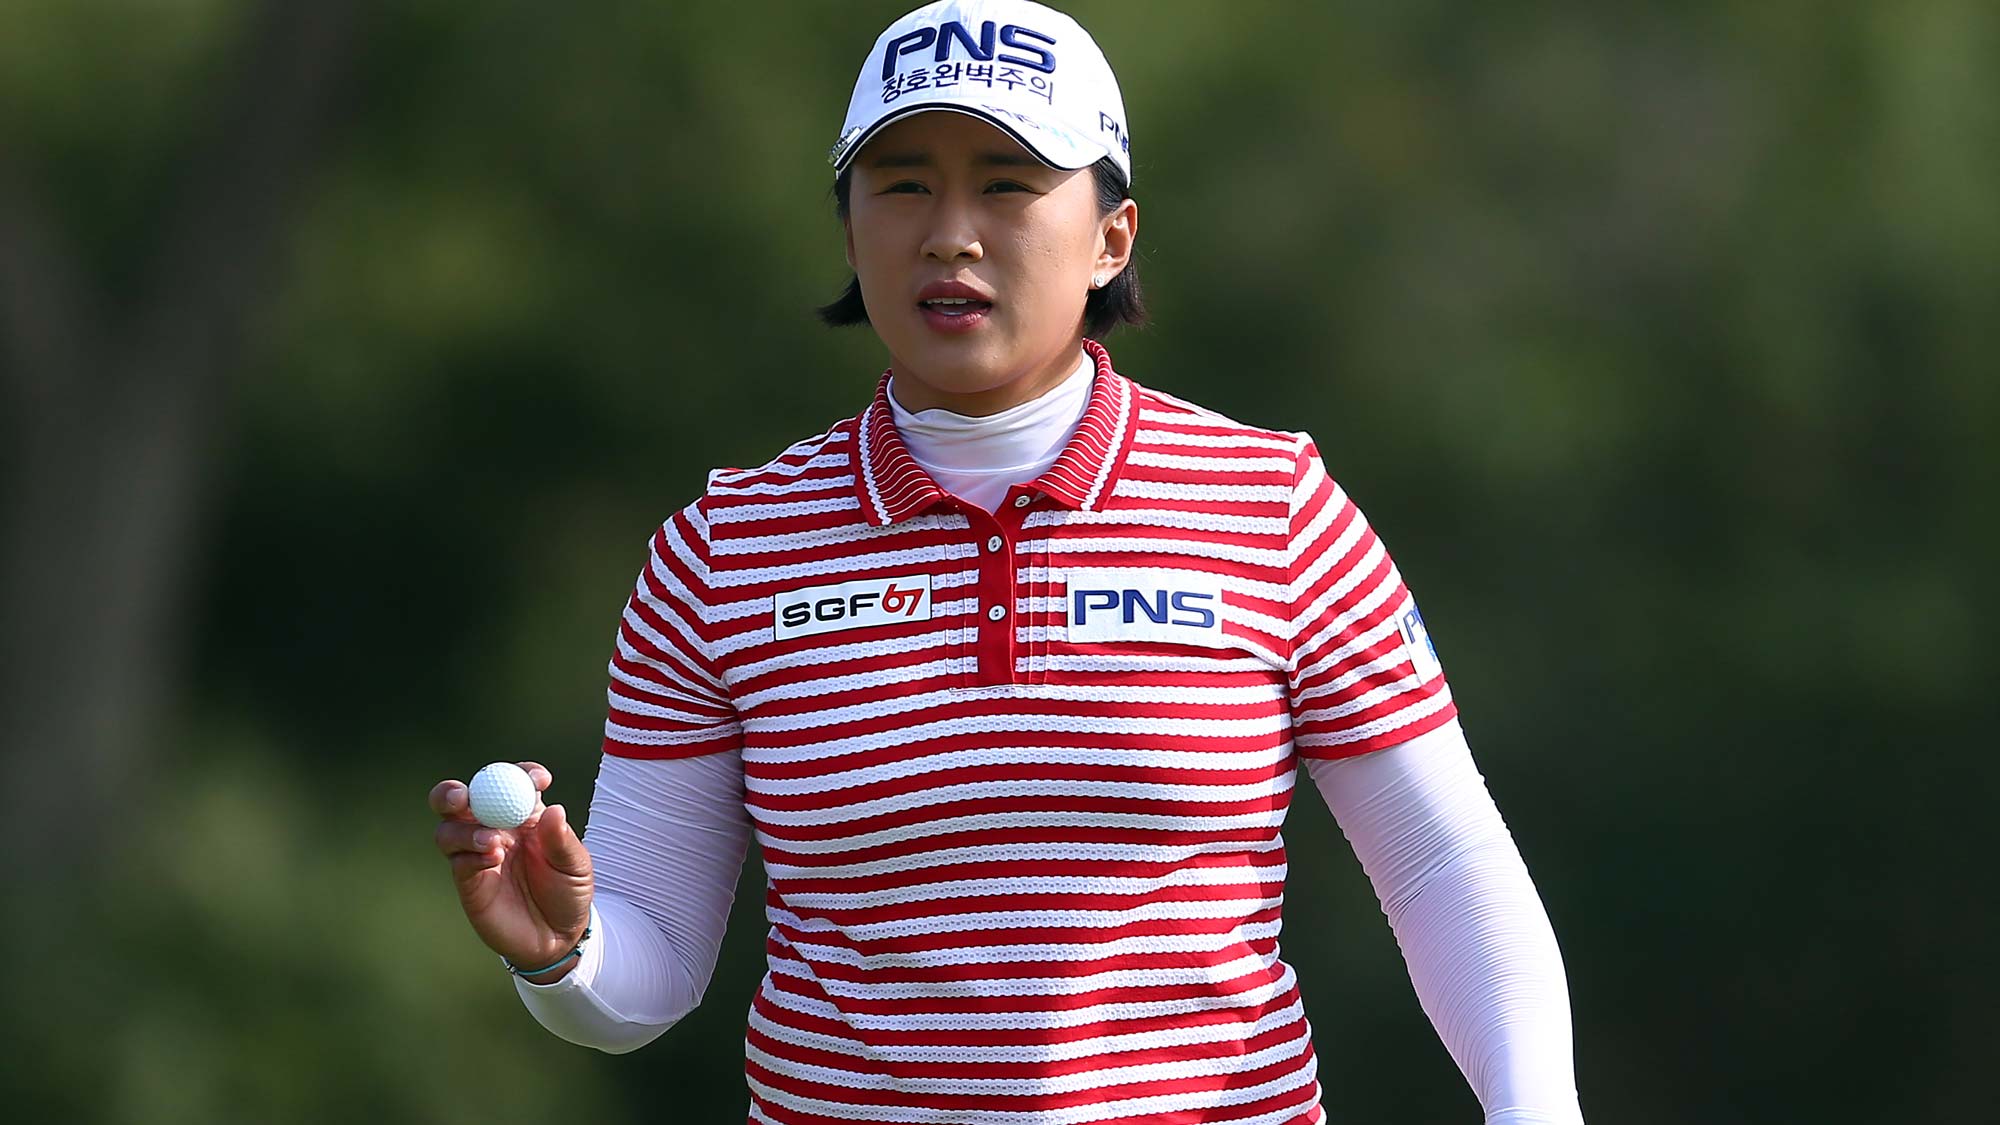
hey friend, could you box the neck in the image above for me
[885,338,1089,415]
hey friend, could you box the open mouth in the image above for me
[918,297,994,317]
[917,297,994,332]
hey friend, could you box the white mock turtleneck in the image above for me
[886,348,1093,513]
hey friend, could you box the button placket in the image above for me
[962,497,1027,687]
[1040,508,1056,684]
[998,489,1041,686]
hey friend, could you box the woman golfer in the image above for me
[429,2,1585,1121]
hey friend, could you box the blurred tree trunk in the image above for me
[0,0,360,880]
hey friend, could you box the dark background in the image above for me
[2,1,1992,1121]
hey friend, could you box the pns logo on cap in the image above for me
[880,20,1058,80]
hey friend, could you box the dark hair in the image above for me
[815,156,1148,340]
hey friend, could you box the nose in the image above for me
[920,195,983,264]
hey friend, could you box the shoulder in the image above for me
[699,417,857,504]
[1122,377,1315,474]
[656,414,865,555]
[1114,377,1354,536]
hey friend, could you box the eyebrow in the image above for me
[863,150,1042,170]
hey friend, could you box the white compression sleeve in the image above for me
[1305,719,1585,1124]
[512,749,753,1054]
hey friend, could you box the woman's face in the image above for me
[844,111,1136,414]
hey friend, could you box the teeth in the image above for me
[928,298,975,305]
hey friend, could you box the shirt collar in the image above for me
[853,338,1140,527]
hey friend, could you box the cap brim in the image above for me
[832,101,1105,177]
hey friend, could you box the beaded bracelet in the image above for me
[502,925,592,977]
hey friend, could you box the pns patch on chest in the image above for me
[774,573,932,640]
[1064,568,1227,647]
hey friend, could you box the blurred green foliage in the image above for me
[2,1,1994,1122]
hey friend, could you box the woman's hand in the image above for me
[429,762,594,983]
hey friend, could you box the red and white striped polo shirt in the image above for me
[602,338,1457,1124]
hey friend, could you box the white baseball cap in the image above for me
[828,0,1134,188]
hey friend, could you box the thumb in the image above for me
[536,803,591,876]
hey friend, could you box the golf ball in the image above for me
[468,762,537,829]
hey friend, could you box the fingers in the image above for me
[428,779,471,819]
[449,848,502,878]
[434,818,515,859]
[534,803,592,876]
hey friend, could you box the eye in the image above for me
[875,179,1030,195]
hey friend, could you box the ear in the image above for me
[1095,197,1138,280]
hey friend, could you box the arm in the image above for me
[512,501,754,1052]
[513,750,752,1054]
[1306,718,1584,1124]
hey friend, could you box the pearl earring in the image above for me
[1091,273,1108,289]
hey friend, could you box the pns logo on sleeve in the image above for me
[774,574,931,640]
[1065,569,1227,648]
[1397,602,1443,684]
